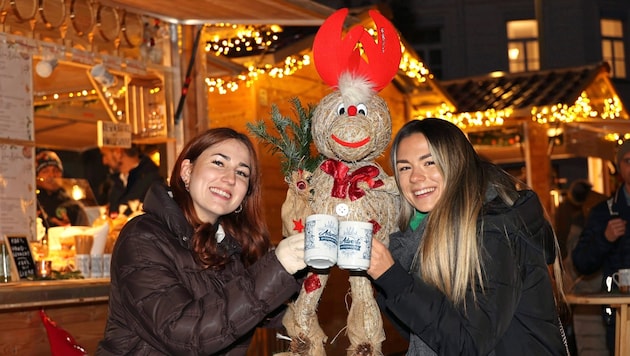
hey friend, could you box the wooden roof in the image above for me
[99,0,334,25]
[442,62,628,119]
[440,62,630,163]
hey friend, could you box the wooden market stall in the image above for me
[4,1,628,354]
[0,1,338,355]
[441,62,630,214]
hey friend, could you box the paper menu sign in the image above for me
[97,120,132,148]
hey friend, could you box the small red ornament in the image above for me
[304,274,321,293]
[293,219,305,233]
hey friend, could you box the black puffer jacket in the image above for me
[374,189,565,355]
[97,183,301,355]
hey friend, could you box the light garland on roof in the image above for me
[413,91,626,133]
[531,92,628,141]
[205,48,431,94]
[399,51,432,82]
[204,24,282,56]
[35,89,98,103]
[532,92,596,124]
[205,22,433,94]
[205,54,310,94]
[417,103,512,130]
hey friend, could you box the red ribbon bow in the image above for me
[320,159,384,201]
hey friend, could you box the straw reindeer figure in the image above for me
[281,9,402,356]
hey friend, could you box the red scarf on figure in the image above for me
[320,159,384,201]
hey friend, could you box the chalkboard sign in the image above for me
[4,235,35,279]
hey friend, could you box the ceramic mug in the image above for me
[337,221,373,271]
[612,268,630,294]
[304,214,339,269]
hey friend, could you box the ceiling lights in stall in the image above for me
[203,23,315,94]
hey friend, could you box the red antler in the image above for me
[312,8,362,88]
[312,8,402,92]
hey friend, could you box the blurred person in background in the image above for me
[572,140,630,355]
[36,150,90,228]
[555,179,606,259]
[99,145,163,217]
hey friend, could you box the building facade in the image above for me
[317,0,630,106]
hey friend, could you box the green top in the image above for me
[409,210,427,231]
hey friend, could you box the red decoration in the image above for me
[304,273,322,293]
[369,219,381,235]
[312,8,402,92]
[320,159,384,201]
[292,218,305,233]
[40,309,88,356]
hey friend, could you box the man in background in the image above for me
[36,150,90,228]
[573,140,630,355]
[99,145,163,217]
[556,179,607,259]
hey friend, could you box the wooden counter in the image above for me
[0,275,407,355]
[566,293,630,356]
[0,278,110,355]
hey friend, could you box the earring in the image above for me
[184,180,189,191]
[234,204,242,214]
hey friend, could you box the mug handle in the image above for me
[612,272,620,287]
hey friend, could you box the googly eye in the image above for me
[337,103,346,115]
[357,103,367,116]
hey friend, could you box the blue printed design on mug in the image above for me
[305,219,338,248]
[318,223,338,245]
[339,225,370,258]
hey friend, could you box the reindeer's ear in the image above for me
[312,8,362,88]
[356,10,402,92]
[312,8,402,92]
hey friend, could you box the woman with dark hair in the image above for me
[97,128,306,355]
[367,118,568,355]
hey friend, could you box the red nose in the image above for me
[347,105,357,116]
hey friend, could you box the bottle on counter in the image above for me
[1,244,12,283]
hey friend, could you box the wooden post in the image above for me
[523,121,553,214]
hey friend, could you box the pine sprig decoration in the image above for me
[247,97,323,178]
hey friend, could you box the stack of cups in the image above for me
[74,234,93,278]
[304,214,373,271]
[89,223,109,278]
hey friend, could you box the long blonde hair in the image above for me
[390,118,523,305]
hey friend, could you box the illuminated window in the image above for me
[507,20,539,73]
[601,19,626,79]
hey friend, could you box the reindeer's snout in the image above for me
[347,105,357,116]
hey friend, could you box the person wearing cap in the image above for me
[572,140,630,355]
[36,150,90,228]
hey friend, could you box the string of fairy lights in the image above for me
[202,23,627,143]
[30,19,628,143]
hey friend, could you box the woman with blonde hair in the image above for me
[368,118,567,355]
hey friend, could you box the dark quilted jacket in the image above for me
[97,183,300,355]
[374,189,565,355]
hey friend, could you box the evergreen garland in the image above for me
[247,97,323,178]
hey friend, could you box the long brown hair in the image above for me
[390,119,526,305]
[170,128,270,268]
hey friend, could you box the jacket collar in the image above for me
[143,182,194,248]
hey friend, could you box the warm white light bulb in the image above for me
[36,59,58,78]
